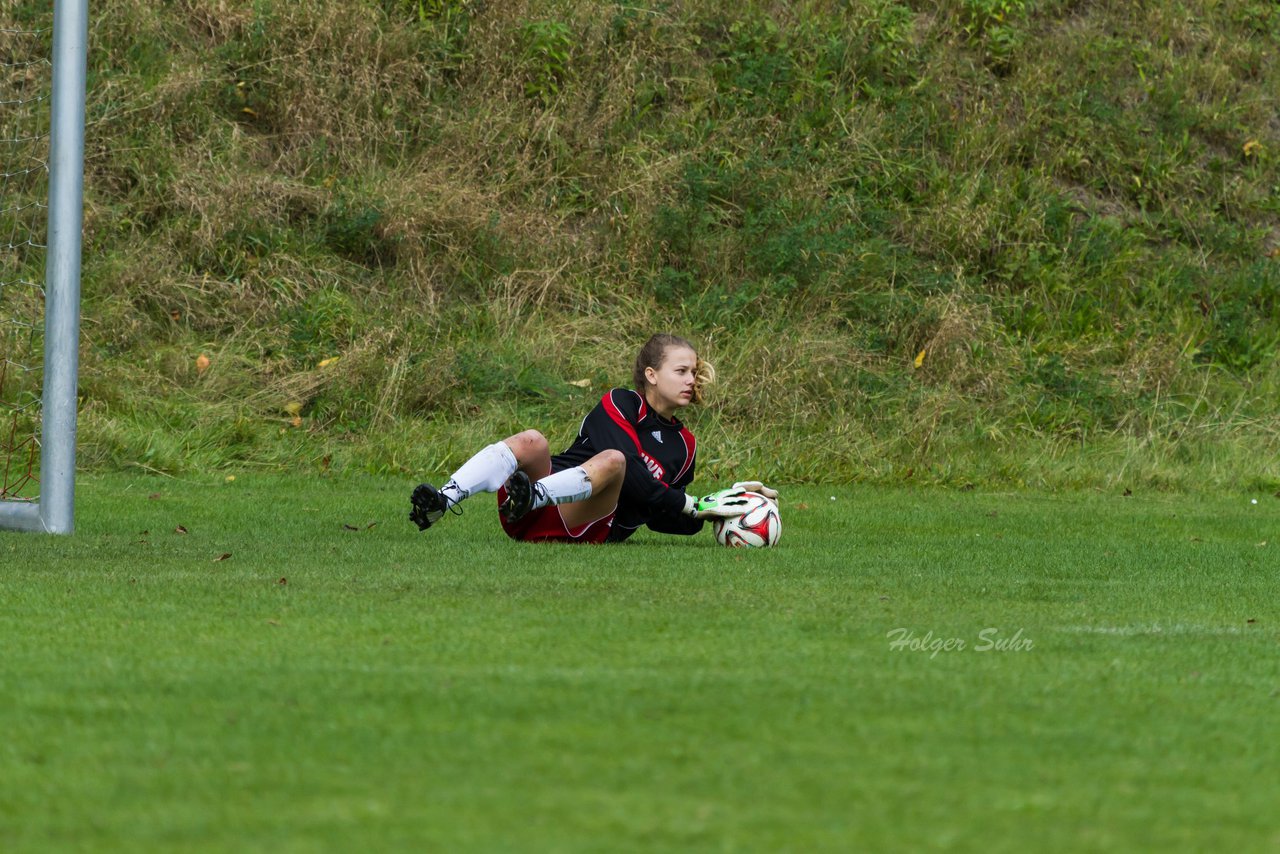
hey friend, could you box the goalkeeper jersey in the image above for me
[551,388,704,542]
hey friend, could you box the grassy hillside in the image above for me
[14,0,1280,488]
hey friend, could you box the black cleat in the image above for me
[499,470,536,523]
[410,483,453,531]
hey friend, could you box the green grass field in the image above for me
[2,475,1278,851]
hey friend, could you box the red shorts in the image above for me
[496,484,615,544]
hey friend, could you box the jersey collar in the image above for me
[636,389,682,427]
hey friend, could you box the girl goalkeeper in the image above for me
[409,333,777,543]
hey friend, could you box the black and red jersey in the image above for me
[551,388,703,542]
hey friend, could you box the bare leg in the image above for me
[416,429,554,531]
[559,449,625,529]
[503,429,551,480]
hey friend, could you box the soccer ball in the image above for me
[713,492,782,548]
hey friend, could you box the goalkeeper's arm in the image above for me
[641,488,747,537]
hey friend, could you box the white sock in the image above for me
[441,441,518,505]
[530,466,593,510]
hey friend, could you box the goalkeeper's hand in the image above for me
[732,480,779,501]
[683,488,752,519]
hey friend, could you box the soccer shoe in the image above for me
[409,483,453,531]
[499,470,535,523]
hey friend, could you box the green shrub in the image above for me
[323,200,395,266]
[283,287,356,362]
[960,0,1029,69]
[519,19,574,105]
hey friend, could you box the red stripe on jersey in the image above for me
[634,391,648,421]
[603,391,645,454]
[673,426,696,483]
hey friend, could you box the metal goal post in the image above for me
[0,0,87,534]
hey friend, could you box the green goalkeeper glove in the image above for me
[684,488,752,519]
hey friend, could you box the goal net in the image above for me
[0,0,86,534]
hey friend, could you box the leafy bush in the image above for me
[519,19,574,105]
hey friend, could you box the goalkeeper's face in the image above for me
[644,345,698,417]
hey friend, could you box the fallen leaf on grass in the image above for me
[278,577,288,585]
[148,493,163,500]
[174,525,188,535]
[213,553,232,562]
